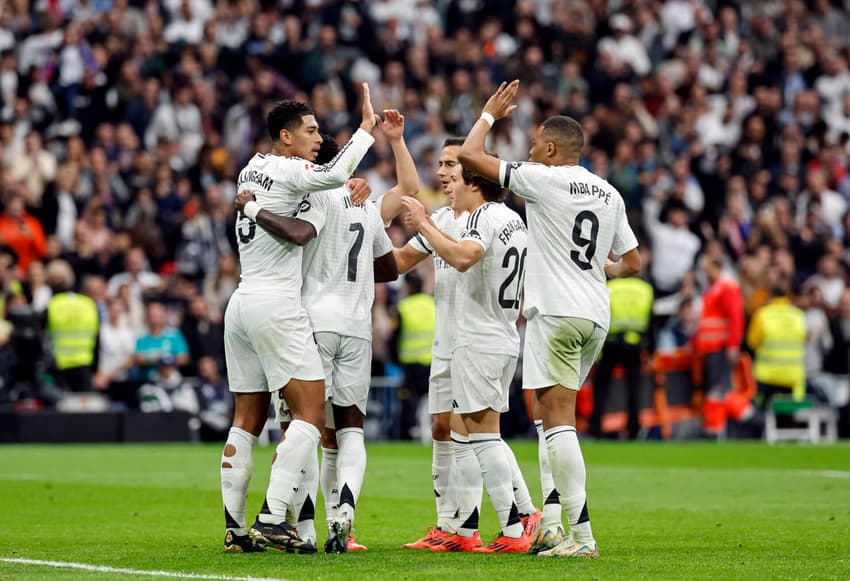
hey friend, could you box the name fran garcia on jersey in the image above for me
[237,169,273,191]
[570,181,612,205]
[498,218,527,246]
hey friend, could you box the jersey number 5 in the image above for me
[570,210,599,271]
[499,247,527,309]
[347,223,365,281]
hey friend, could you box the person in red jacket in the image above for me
[693,255,745,437]
[0,194,46,273]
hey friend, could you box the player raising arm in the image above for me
[233,109,417,553]
[220,83,377,554]
[457,80,640,558]
[401,164,539,553]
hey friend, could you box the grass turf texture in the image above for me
[0,442,848,580]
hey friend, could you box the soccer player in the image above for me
[234,110,417,553]
[395,138,470,550]
[458,80,641,558]
[401,165,535,553]
[219,84,378,554]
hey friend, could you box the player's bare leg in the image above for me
[250,378,324,553]
[460,409,529,554]
[221,392,270,552]
[535,386,599,558]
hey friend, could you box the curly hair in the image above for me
[266,100,314,141]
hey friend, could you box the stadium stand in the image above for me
[2,0,850,441]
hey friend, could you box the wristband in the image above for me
[243,200,261,221]
[479,112,495,127]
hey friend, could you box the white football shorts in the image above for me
[451,346,517,414]
[224,292,324,393]
[315,331,371,416]
[428,356,454,414]
[523,314,606,391]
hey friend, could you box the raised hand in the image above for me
[347,177,372,205]
[378,109,405,142]
[401,196,428,229]
[359,82,380,132]
[234,190,256,213]
[483,80,520,121]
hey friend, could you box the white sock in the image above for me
[433,439,457,532]
[320,447,339,522]
[336,427,367,525]
[536,420,561,531]
[470,433,523,539]
[545,425,594,544]
[502,440,536,516]
[291,446,318,544]
[451,432,481,537]
[259,420,320,525]
[221,427,257,536]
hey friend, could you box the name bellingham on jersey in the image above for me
[237,168,274,191]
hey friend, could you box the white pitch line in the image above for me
[0,558,293,581]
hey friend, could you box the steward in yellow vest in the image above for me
[45,260,99,391]
[589,276,654,439]
[747,288,807,402]
[394,272,435,440]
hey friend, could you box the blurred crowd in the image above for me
[3,0,850,435]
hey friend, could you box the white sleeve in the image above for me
[499,161,548,203]
[459,205,496,250]
[294,192,329,236]
[407,233,433,255]
[273,129,375,192]
[374,195,391,228]
[611,203,639,255]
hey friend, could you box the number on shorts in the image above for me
[498,246,527,309]
[569,210,599,271]
[347,222,365,281]
[237,215,256,244]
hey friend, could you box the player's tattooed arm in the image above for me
[378,109,421,223]
[459,80,519,183]
[401,196,483,272]
[234,190,317,246]
[373,250,399,282]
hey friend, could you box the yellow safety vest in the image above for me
[47,292,99,370]
[751,301,806,398]
[607,277,654,345]
[397,293,435,365]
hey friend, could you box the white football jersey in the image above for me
[298,189,393,341]
[499,160,638,330]
[452,202,528,356]
[233,129,374,297]
[407,206,467,358]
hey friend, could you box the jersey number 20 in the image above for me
[499,247,527,309]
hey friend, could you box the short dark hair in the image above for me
[443,137,465,148]
[266,100,314,141]
[541,115,584,156]
[461,166,505,202]
[316,134,340,164]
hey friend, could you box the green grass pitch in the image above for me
[1,441,849,580]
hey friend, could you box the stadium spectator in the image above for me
[45,259,99,392]
[0,194,47,273]
[132,300,190,383]
[93,296,137,408]
[180,294,224,375]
